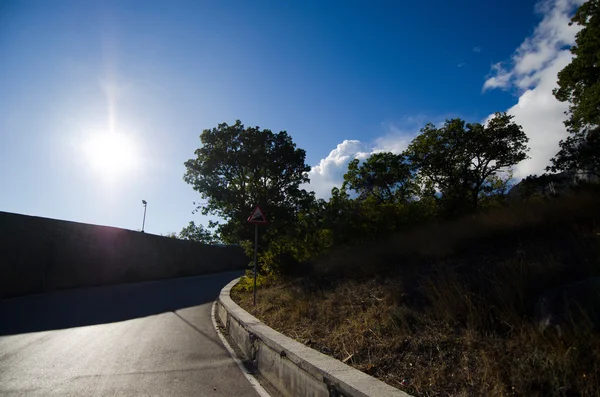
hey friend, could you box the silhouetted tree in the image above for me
[179,221,219,244]
[184,120,313,244]
[342,152,415,203]
[406,113,529,214]
[549,0,600,178]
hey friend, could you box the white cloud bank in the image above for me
[306,0,583,198]
[307,140,370,198]
[484,0,584,178]
[306,125,419,198]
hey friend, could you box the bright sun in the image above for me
[84,132,139,178]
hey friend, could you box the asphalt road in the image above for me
[0,271,263,396]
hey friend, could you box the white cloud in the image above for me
[505,51,575,178]
[373,124,416,154]
[306,127,418,198]
[483,0,584,179]
[483,0,582,92]
[458,62,467,68]
[473,46,482,53]
[305,140,370,198]
[482,62,512,91]
[307,0,584,198]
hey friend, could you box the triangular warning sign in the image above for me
[247,205,268,224]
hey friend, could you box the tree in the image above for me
[258,198,333,276]
[342,152,415,203]
[550,0,600,177]
[549,133,600,178]
[183,120,313,244]
[179,221,219,244]
[406,113,529,214]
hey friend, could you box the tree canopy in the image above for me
[179,221,219,244]
[406,113,529,213]
[182,114,531,274]
[183,120,313,244]
[342,152,414,203]
[550,0,600,177]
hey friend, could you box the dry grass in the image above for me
[232,191,600,396]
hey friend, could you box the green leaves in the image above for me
[331,113,529,242]
[342,152,415,203]
[406,113,528,215]
[184,120,312,244]
[551,0,600,177]
[179,221,219,244]
[183,114,530,276]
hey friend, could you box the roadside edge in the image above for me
[217,277,412,397]
[211,300,272,397]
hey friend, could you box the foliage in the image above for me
[256,198,334,277]
[550,0,600,177]
[550,130,600,178]
[301,113,529,250]
[182,114,531,275]
[179,221,220,244]
[406,113,528,215]
[233,190,600,397]
[234,270,277,292]
[183,120,313,244]
[342,152,415,203]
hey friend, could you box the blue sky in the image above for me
[0,0,583,235]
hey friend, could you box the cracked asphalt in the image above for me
[0,271,262,396]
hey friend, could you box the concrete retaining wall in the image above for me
[0,212,248,298]
[217,278,412,397]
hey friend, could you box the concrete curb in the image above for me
[217,278,413,397]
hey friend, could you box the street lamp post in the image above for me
[141,200,147,232]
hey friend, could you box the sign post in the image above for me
[253,223,258,305]
[247,205,268,306]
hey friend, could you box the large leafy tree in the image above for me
[179,221,219,244]
[183,120,313,244]
[550,0,600,178]
[406,113,529,214]
[342,152,415,203]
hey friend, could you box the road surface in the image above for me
[0,271,264,396]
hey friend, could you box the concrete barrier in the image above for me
[217,278,412,397]
[0,211,248,298]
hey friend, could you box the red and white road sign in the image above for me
[247,205,268,224]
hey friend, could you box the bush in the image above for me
[233,189,600,396]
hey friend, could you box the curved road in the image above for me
[0,271,264,396]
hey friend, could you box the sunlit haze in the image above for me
[83,131,140,181]
[0,0,583,235]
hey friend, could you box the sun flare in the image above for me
[84,132,139,178]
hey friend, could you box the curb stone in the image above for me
[217,278,413,397]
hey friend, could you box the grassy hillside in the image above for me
[232,191,600,396]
